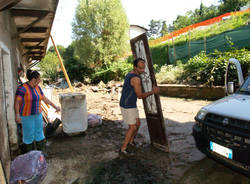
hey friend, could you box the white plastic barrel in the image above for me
[43,86,52,100]
[59,93,88,134]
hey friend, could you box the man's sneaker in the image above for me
[119,148,133,156]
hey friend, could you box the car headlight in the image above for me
[196,108,208,121]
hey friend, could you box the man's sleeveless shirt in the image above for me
[120,73,140,108]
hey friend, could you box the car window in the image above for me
[239,76,250,94]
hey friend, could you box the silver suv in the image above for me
[192,58,250,177]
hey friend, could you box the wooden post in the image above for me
[167,43,170,65]
[204,36,206,54]
[50,34,74,92]
[171,33,176,65]
[188,31,191,58]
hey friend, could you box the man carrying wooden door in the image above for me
[119,58,160,155]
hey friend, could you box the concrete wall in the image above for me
[0,160,7,184]
[0,9,22,183]
[159,84,225,100]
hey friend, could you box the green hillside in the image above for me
[151,12,250,67]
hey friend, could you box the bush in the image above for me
[157,48,250,86]
[156,64,184,84]
[91,59,133,83]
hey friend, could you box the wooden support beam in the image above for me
[30,56,42,60]
[21,38,45,42]
[12,12,48,39]
[22,41,44,57]
[0,0,21,11]
[25,46,44,50]
[10,9,50,17]
[26,51,44,55]
[17,27,47,33]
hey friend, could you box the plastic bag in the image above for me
[10,151,47,184]
[88,114,102,127]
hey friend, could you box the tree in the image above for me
[147,19,162,39]
[48,45,66,56]
[199,3,205,16]
[72,0,129,67]
[173,15,191,30]
[160,21,168,37]
[63,42,93,82]
[219,0,249,14]
[205,5,219,20]
[39,52,60,81]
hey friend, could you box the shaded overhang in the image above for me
[1,0,59,65]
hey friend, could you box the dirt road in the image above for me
[42,85,249,184]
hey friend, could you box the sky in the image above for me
[48,0,219,48]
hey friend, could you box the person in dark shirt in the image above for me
[119,58,159,154]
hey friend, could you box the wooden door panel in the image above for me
[130,33,168,152]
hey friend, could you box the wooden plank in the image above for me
[21,38,45,42]
[10,9,49,17]
[17,27,47,33]
[0,0,20,11]
[12,13,48,39]
[25,46,44,50]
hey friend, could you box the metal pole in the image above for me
[50,34,74,92]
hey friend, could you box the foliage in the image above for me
[147,20,162,39]
[39,52,60,81]
[150,13,250,68]
[148,20,170,39]
[91,59,133,83]
[156,64,184,84]
[219,0,249,14]
[175,12,250,44]
[160,21,168,37]
[159,48,250,86]
[72,0,129,67]
[47,45,66,56]
[171,1,248,31]
[63,42,94,82]
[150,44,169,67]
[173,15,192,31]
[172,3,219,31]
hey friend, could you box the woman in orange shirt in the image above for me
[14,69,60,154]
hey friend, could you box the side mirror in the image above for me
[228,82,234,94]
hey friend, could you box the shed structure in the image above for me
[0,0,58,182]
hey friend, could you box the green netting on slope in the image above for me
[168,24,250,64]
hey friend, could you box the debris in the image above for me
[91,86,99,92]
[45,118,62,138]
[88,114,102,127]
[74,82,84,88]
[97,81,106,89]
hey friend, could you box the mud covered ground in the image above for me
[42,84,249,184]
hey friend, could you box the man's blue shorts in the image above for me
[21,113,45,144]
